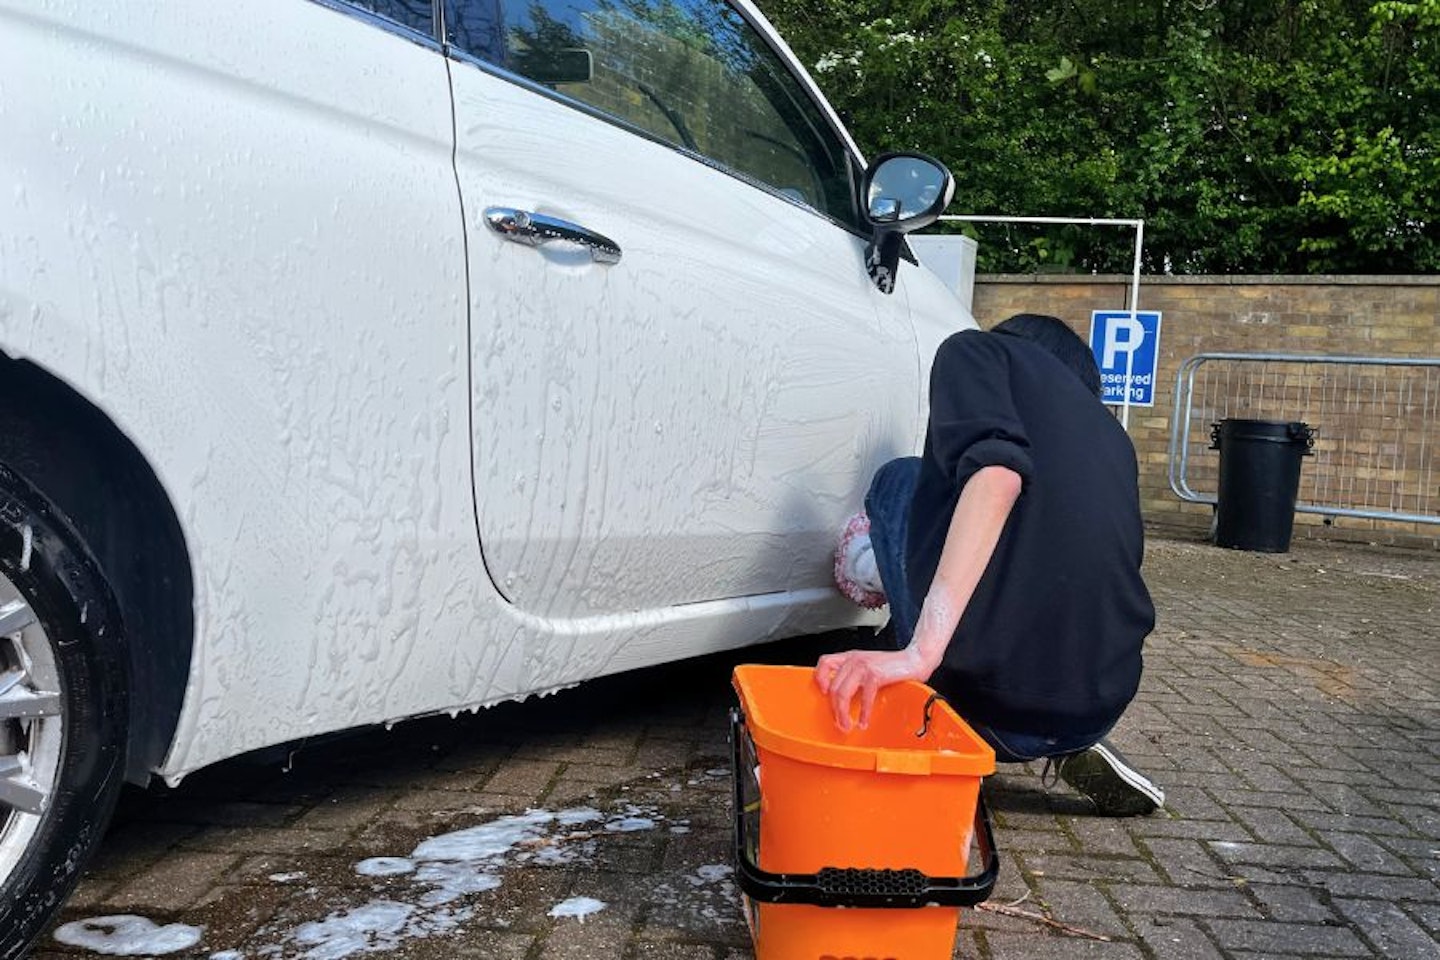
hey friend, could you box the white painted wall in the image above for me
[909,234,979,314]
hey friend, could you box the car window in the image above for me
[347,0,435,35]
[446,0,858,227]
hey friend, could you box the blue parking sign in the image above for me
[1088,310,1162,406]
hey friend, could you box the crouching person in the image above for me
[824,313,1163,816]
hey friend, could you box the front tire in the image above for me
[0,464,127,960]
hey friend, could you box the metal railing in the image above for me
[1168,353,1440,526]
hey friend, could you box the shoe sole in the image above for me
[1060,743,1165,816]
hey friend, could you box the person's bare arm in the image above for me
[816,465,1023,731]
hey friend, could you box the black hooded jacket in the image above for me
[906,329,1155,735]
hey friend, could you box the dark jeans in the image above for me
[863,457,1111,763]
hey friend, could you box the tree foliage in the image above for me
[758,0,1439,273]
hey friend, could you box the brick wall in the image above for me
[972,276,1440,551]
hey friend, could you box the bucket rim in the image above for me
[732,664,995,777]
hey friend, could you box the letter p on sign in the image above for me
[1088,310,1162,407]
[1101,315,1145,369]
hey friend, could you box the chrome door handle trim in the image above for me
[483,207,622,264]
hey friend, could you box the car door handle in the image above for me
[483,207,622,265]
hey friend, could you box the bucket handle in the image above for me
[729,709,999,909]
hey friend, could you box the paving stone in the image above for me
[104,851,241,912]
[1293,810,1426,838]
[990,852,1035,904]
[187,882,297,948]
[1334,898,1440,959]
[1323,831,1423,875]
[1214,788,1335,814]
[1129,917,1228,959]
[997,828,1075,854]
[983,932,1147,959]
[1405,900,1440,937]
[81,820,201,879]
[1230,807,1317,846]
[1247,882,1340,923]
[1019,851,1165,885]
[1154,767,1232,789]
[293,786,398,830]
[631,740,700,769]
[1162,786,1235,820]
[1142,839,1231,886]
[546,765,657,802]
[1305,872,1440,902]
[1107,884,1261,918]
[967,901,1058,936]
[1066,819,1146,857]
[1374,765,1440,793]
[1234,763,1306,793]
[1207,840,1346,870]
[537,897,638,960]
[1128,818,1253,843]
[58,875,118,913]
[1207,919,1372,955]
[483,760,562,798]
[627,942,716,960]
[1390,804,1440,841]
[1231,728,1296,756]
[412,763,507,792]
[1031,879,1130,939]
[121,797,306,828]
[231,853,379,888]
[179,826,354,855]
[383,787,497,815]
[1381,837,1440,879]
[1309,783,1392,818]
[396,928,535,958]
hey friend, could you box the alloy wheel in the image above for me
[0,574,64,880]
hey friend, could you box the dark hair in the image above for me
[991,313,1102,398]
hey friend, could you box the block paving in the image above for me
[32,535,1440,959]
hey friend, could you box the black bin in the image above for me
[1209,418,1316,553]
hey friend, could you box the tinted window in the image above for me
[447,0,857,226]
[349,0,435,35]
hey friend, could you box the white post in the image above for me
[1122,220,1145,430]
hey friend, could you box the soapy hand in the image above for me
[814,645,936,733]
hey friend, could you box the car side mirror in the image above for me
[862,152,955,294]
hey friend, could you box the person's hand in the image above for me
[814,646,935,732]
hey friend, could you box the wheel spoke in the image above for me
[0,686,61,720]
[0,755,45,815]
[0,599,35,637]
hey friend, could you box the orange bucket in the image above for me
[730,664,997,960]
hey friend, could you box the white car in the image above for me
[0,0,972,951]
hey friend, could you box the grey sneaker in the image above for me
[1055,740,1164,816]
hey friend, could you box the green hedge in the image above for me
[761,0,1439,274]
